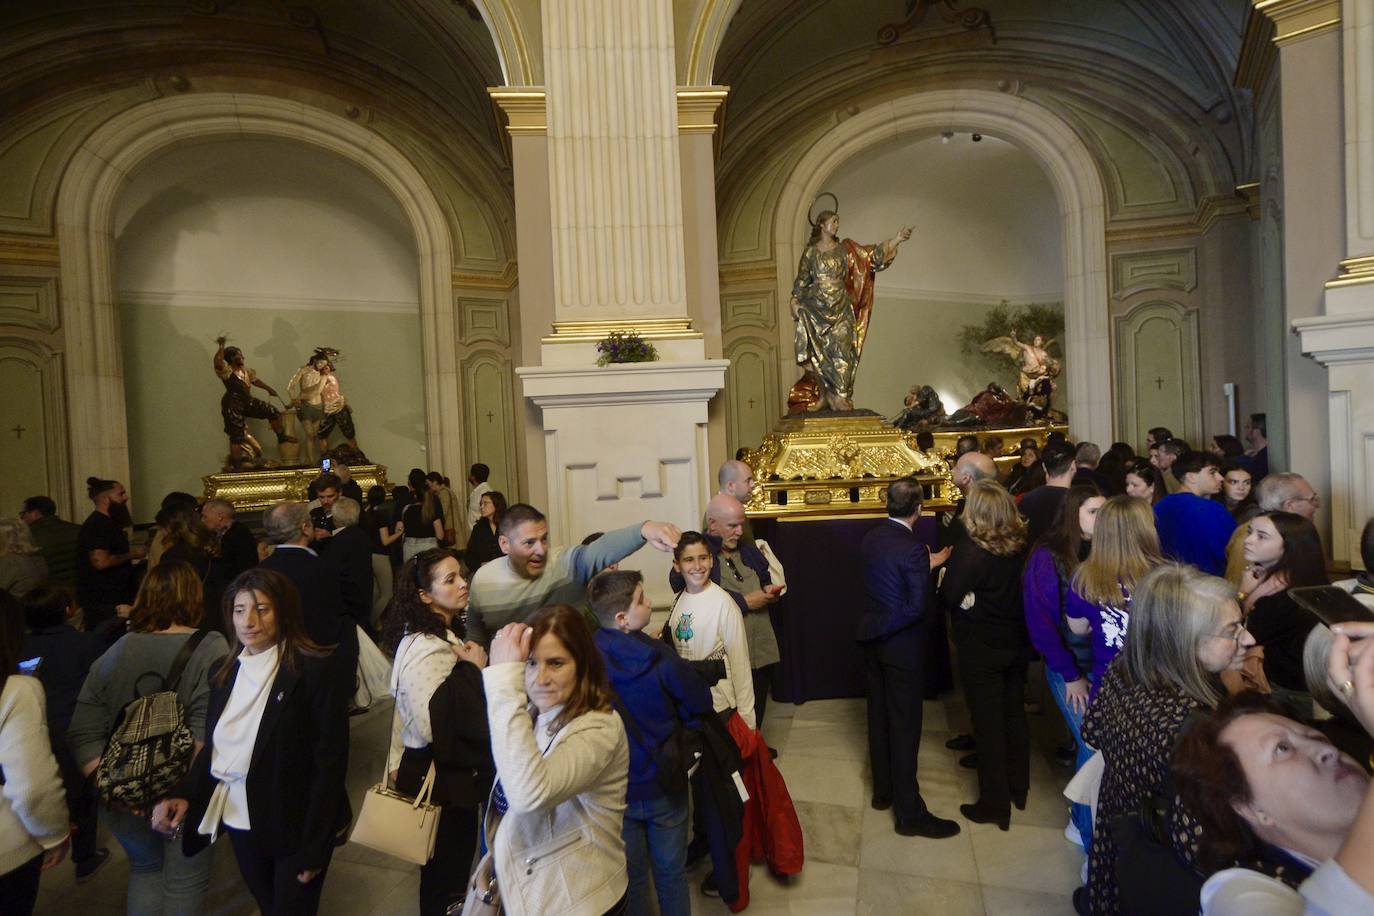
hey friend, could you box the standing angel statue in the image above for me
[787,195,913,413]
[981,331,1061,401]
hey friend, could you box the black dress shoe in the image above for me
[945,733,976,751]
[960,802,1010,831]
[871,795,892,811]
[959,752,978,769]
[1072,886,1091,915]
[895,812,961,839]
[1011,791,1027,811]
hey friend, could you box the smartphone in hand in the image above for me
[1289,585,1374,627]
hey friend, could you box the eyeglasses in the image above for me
[723,555,744,583]
[1290,494,1321,507]
[1208,619,1250,647]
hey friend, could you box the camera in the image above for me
[320,458,332,472]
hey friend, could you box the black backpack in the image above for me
[97,630,209,812]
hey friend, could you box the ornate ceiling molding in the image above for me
[1254,0,1341,46]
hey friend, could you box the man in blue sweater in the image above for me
[590,570,713,916]
[1154,450,1235,576]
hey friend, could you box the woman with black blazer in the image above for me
[152,568,351,916]
[464,489,507,571]
[940,479,1031,831]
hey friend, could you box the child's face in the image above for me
[617,584,653,633]
[673,543,713,591]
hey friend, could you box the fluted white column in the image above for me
[542,0,687,319]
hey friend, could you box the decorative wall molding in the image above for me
[722,336,778,455]
[0,338,70,516]
[460,349,519,497]
[1110,248,1198,300]
[721,291,775,333]
[0,265,60,332]
[118,289,420,314]
[1112,299,1203,446]
[0,235,60,267]
[453,261,519,290]
[456,296,511,346]
[1255,0,1341,46]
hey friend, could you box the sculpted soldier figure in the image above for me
[787,194,913,413]
[213,336,295,469]
[288,346,360,457]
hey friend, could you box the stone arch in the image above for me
[471,0,538,85]
[55,93,461,499]
[773,90,1112,442]
[682,0,745,85]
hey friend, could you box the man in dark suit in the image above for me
[259,502,356,662]
[201,498,258,579]
[20,495,82,588]
[857,477,960,839]
[319,496,375,638]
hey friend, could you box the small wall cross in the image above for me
[11,424,24,440]
[1153,376,1165,390]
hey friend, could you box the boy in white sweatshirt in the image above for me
[665,532,756,729]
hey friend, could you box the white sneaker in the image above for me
[1064,819,1084,848]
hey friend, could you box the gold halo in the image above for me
[808,192,839,227]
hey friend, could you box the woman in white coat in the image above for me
[484,604,630,916]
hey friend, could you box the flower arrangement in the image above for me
[595,330,659,367]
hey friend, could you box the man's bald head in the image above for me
[953,451,997,495]
[717,460,755,500]
[705,493,747,550]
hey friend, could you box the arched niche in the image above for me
[0,339,69,515]
[55,93,460,501]
[1112,299,1202,448]
[772,89,1112,443]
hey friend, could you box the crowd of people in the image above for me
[3,412,1374,916]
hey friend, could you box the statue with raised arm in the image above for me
[213,336,295,469]
[787,194,912,413]
[982,331,1060,400]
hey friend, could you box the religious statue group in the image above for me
[212,338,365,471]
[786,192,1065,429]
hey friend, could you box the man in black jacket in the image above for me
[259,502,356,661]
[319,497,375,638]
[201,498,258,579]
[857,477,960,839]
[20,495,82,587]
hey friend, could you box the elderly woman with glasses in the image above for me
[382,548,493,916]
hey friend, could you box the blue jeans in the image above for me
[1045,667,1094,850]
[105,806,213,916]
[621,793,690,916]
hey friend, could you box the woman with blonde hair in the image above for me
[940,480,1030,830]
[1078,563,1255,914]
[67,560,229,915]
[0,516,48,596]
[1066,494,1163,692]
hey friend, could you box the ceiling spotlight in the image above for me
[940,131,953,144]
[971,133,983,142]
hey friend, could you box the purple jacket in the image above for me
[1022,547,1094,684]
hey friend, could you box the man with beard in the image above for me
[76,477,144,628]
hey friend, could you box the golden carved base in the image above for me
[202,464,389,512]
[738,414,1067,520]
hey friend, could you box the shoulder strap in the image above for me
[165,629,211,694]
[610,696,654,757]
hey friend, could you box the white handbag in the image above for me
[348,639,441,864]
[754,538,787,593]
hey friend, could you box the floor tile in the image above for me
[793,799,863,867]
[981,883,1078,915]
[858,806,979,884]
[856,868,986,916]
[970,822,1083,897]
[773,753,867,809]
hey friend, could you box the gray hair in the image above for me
[202,498,235,518]
[1255,472,1309,511]
[0,517,41,557]
[331,496,360,528]
[1075,442,1101,468]
[1118,563,1236,707]
[263,502,310,544]
[1304,624,1341,717]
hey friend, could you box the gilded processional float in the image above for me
[738,193,1067,520]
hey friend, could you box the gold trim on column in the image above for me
[541,317,704,343]
[1254,0,1340,46]
[453,262,519,291]
[1234,8,1277,90]
[677,87,729,135]
[487,87,547,134]
[1324,254,1374,288]
[0,235,60,267]
[1237,182,1262,221]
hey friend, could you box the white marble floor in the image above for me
[34,675,1083,915]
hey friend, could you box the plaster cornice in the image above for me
[1235,7,1278,91]
[1254,0,1341,46]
